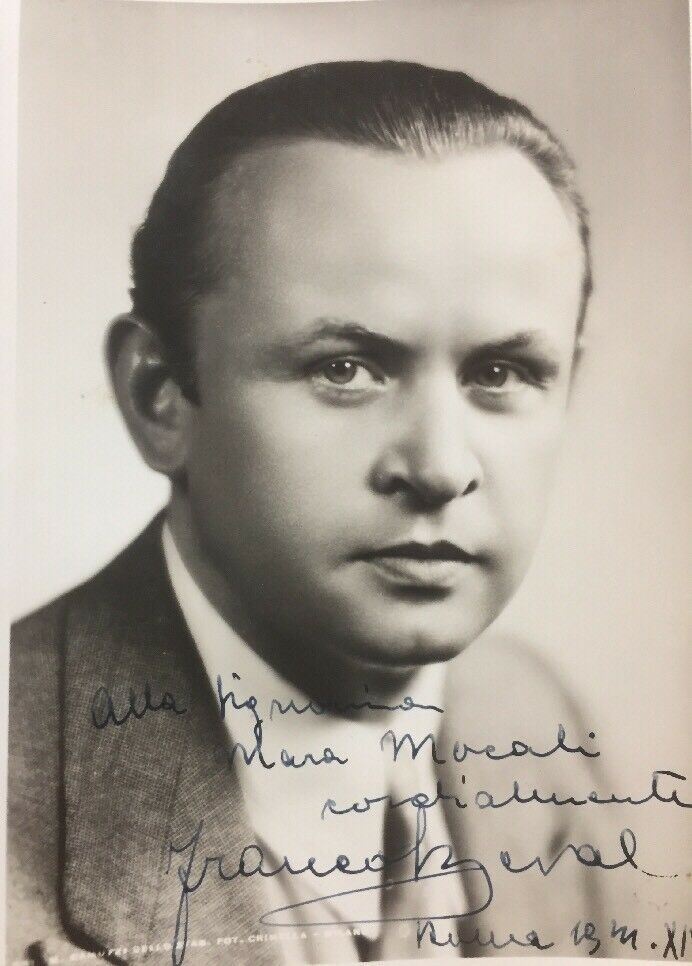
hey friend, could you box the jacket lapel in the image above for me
[151,645,282,966]
[60,517,280,965]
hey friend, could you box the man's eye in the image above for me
[468,362,527,392]
[310,358,385,392]
[322,359,361,385]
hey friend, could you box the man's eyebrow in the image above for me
[259,318,412,362]
[466,330,562,373]
[468,330,559,356]
[259,321,562,374]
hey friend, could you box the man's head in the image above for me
[110,61,591,691]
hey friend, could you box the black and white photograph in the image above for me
[4,1,690,964]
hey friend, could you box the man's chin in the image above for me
[339,623,472,675]
[325,574,499,670]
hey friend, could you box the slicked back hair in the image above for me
[130,60,592,400]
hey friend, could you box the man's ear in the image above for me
[106,314,194,476]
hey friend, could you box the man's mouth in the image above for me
[355,541,481,590]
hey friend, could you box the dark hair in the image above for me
[131,60,592,399]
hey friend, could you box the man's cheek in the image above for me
[492,446,559,547]
[259,433,371,516]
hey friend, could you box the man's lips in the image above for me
[358,541,480,563]
[354,541,482,590]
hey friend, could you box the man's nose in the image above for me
[370,379,483,510]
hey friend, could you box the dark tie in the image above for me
[357,767,466,961]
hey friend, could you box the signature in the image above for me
[165,800,669,966]
[166,805,491,965]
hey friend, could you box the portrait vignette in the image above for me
[4,1,691,965]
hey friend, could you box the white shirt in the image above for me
[163,524,463,962]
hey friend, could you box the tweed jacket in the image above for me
[8,515,623,966]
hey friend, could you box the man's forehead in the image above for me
[209,138,582,276]
[192,138,583,369]
[200,140,583,336]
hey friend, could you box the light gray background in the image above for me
[15,0,690,848]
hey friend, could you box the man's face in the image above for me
[183,140,583,672]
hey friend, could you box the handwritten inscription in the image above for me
[166,810,669,965]
[324,769,691,816]
[90,683,186,728]
[417,918,554,951]
[90,676,688,966]
[380,722,600,764]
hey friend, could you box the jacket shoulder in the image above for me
[7,516,167,962]
[12,510,167,653]
[8,600,69,961]
[11,593,69,670]
[10,593,71,743]
[9,512,169,779]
